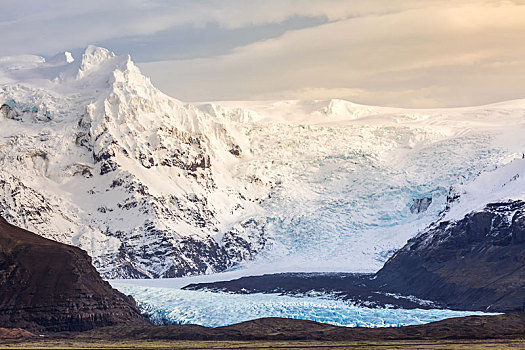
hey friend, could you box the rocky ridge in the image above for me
[78,313,525,341]
[375,199,525,312]
[0,216,149,332]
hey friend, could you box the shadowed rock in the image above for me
[375,200,525,312]
[0,217,150,332]
[410,197,432,214]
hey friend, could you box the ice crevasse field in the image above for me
[113,98,525,327]
[199,98,525,272]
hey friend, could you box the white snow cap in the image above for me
[2,45,525,277]
[64,51,74,63]
[81,45,115,66]
[76,46,117,79]
[445,157,525,221]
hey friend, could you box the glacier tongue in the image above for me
[111,282,493,328]
[2,46,525,278]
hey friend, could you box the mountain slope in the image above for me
[199,99,525,273]
[0,216,149,332]
[376,201,525,312]
[0,47,269,278]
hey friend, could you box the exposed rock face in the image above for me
[184,272,435,309]
[0,103,16,119]
[0,217,149,332]
[375,200,525,312]
[410,197,432,214]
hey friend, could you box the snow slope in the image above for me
[2,46,525,278]
[444,157,525,221]
[0,47,269,278]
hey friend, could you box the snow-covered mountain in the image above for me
[0,47,269,278]
[2,46,525,278]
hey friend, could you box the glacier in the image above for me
[1,47,525,278]
[110,282,494,328]
[205,99,525,272]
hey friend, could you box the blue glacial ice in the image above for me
[246,123,514,272]
[112,283,494,328]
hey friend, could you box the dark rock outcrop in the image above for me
[410,197,432,214]
[0,217,149,332]
[184,273,432,309]
[0,103,19,120]
[375,200,525,312]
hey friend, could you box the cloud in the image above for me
[0,0,437,56]
[2,1,525,106]
[138,1,525,107]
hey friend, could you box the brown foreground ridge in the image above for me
[0,217,149,332]
[0,327,36,339]
[77,312,524,341]
[0,314,523,350]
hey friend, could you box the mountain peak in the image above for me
[82,45,115,65]
[76,45,117,79]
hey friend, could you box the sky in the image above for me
[2,0,525,107]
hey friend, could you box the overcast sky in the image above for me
[2,0,525,107]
